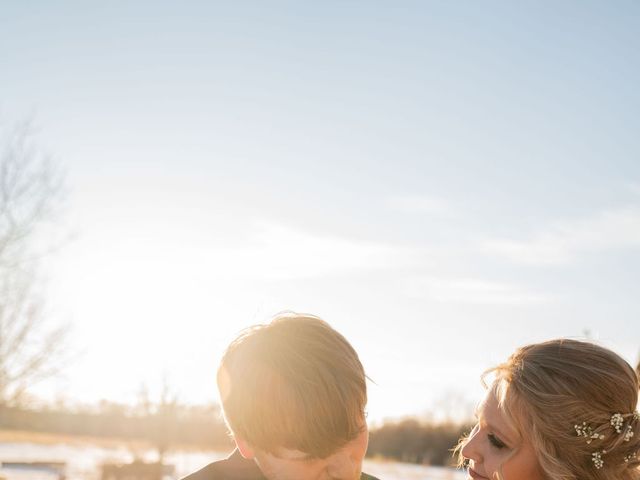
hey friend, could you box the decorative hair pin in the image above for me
[592,450,605,469]
[610,412,637,441]
[575,411,639,469]
[624,425,634,442]
[611,413,624,433]
[575,422,605,443]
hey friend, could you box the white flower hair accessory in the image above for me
[610,412,638,441]
[611,413,625,433]
[575,411,639,469]
[592,450,606,469]
[575,422,605,443]
[623,425,634,442]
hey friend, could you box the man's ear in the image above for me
[234,436,256,459]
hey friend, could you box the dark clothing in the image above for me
[183,450,265,480]
[182,450,380,480]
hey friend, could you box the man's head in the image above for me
[217,312,369,480]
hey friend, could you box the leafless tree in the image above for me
[0,122,69,406]
[135,377,179,463]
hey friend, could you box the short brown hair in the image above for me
[217,312,367,458]
[463,339,640,480]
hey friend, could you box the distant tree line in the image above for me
[0,401,472,466]
[368,418,471,466]
[0,401,233,451]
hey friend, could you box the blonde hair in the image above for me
[217,312,367,458]
[467,339,640,480]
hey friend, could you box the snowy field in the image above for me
[0,442,465,480]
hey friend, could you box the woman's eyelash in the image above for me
[488,433,507,449]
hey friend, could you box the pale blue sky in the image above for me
[2,1,639,421]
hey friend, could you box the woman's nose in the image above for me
[461,426,483,465]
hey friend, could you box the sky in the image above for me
[1,1,639,423]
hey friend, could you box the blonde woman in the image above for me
[460,339,640,480]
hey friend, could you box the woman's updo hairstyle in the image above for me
[488,339,640,480]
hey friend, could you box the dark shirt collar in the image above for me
[224,449,267,480]
[223,449,379,480]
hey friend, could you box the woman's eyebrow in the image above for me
[484,420,515,445]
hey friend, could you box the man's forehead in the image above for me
[270,447,315,461]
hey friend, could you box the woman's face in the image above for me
[461,390,545,480]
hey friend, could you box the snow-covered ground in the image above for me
[0,442,465,480]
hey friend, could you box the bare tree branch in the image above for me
[0,122,70,407]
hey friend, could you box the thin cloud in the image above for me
[628,182,640,196]
[385,194,452,215]
[482,207,640,265]
[403,276,549,305]
[203,221,419,281]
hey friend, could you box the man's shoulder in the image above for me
[181,461,220,480]
[181,450,265,480]
[361,473,381,480]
